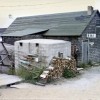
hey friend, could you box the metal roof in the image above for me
[2,28,48,37]
[44,23,87,36]
[3,10,98,36]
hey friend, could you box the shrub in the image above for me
[88,60,93,66]
[8,67,15,75]
[63,68,76,78]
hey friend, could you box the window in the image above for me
[36,43,39,47]
[20,42,23,46]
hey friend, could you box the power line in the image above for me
[0,1,67,8]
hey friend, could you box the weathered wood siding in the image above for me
[81,12,100,62]
[2,33,43,45]
[2,36,21,45]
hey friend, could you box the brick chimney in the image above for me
[87,6,94,15]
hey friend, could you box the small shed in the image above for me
[15,39,71,69]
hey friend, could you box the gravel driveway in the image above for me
[0,66,100,100]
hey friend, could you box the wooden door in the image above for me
[82,41,89,63]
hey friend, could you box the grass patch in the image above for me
[88,60,94,66]
[78,60,94,68]
[78,63,88,68]
[8,67,15,75]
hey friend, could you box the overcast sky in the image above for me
[0,0,98,28]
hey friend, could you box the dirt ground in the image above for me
[0,66,100,100]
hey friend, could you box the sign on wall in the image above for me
[87,34,96,38]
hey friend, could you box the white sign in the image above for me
[87,34,96,38]
[89,42,94,46]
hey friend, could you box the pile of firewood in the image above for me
[19,54,47,70]
[40,57,77,83]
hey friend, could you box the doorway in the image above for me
[82,41,89,63]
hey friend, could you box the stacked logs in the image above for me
[40,57,77,83]
[19,54,46,69]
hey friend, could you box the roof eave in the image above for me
[43,35,81,37]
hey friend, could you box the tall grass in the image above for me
[16,65,44,83]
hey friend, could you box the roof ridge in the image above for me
[16,10,87,19]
